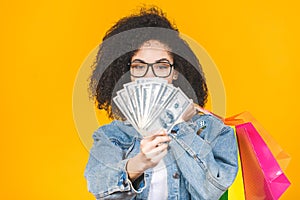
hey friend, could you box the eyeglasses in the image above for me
[129,60,174,78]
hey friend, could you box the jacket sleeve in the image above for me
[84,127,146,199]
[169,116,238,200]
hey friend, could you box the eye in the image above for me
[131,63,146,70]
[154,63,170,70]
[158,65,168,69]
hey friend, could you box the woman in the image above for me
[85,7,238,200]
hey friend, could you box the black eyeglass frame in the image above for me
[128,60,175,78]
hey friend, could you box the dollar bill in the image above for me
[123,82,139,125]
[113,95,139,131]
[140,82,152,128]
[135,78,168,128]
[144,84,177,128]
[141,89,192,136]
[113,78,193,137]
[123,82,142,127]
[144,82,166,126]
[117,89,138,126]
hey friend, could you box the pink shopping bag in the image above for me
[236,122,290,199]
[225,112,290,170]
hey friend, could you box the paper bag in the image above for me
[236,122,290,199]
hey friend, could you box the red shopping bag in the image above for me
[236,122,290,199]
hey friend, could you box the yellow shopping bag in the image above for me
[228,126,246,199]
[219,127,246,200]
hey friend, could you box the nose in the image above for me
[144,66,155,78]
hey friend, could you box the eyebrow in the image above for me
[131,58,172,63]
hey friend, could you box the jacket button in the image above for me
[173,172,180,179]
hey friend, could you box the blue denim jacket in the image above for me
[84,114,238,200]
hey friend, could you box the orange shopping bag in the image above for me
[195,106,291,199]
[224,112,290,170]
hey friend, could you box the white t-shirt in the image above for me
[147,160,168,200]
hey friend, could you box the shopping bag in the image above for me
[224,111,290,170]
[195,107,291,199]
[227,127,246,199]
[219,190,228,200]
[219,126,246,200]
[236,122,291,199]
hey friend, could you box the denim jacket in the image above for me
[84,114,238,200]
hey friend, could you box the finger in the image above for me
[178,103,196,122]
[141,135,170,153]
[144,143,168,159]
[150,149,168,163]
[154,135,171,143]
[194,103,210,114]
[142,130,167,140]
[149,135,171,147]
[142,136,169,155]
[183,107,196,120]
[194,103,224,120]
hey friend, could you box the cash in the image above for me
[113,78,193,137]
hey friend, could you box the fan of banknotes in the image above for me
[113,78,193,136]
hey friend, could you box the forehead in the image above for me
[131,40,173,62]
[140,40,170,49]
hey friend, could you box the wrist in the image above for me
[126,155,145,181]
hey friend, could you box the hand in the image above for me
[126,130,171,181]
[194,103,224,120]
[181,102,197,122]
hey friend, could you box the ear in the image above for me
[173,70,179,80]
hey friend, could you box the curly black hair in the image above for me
[89,6,208,119]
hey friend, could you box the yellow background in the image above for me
[1,0,299,199]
